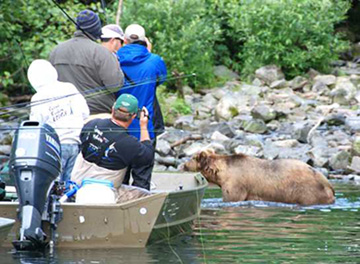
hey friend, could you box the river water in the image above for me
[0,181,359,263]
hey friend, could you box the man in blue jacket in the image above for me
[116,24,167,190]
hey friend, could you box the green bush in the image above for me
[115,0,221,88]
[0,0,103,94]
[156,85,191,125]
[227,0,351,78]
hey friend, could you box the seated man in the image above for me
[71,94,154,190]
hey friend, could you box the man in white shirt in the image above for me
[28,59,90,187]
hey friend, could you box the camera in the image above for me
[136,108,142,119]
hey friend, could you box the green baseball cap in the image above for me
[114,94,138,114]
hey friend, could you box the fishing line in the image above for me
[0,73,196,117]
[46,0,95,40]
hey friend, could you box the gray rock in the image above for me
[199,122,236,138]
[289,76,308,90]
[252,78,264,86]
[312,81,330,95]
[0,145,11,155]
[242,119,268,134]
[155,155,181,167]
[211,131,230,142]
[330,77,357,105]
[314,74,336,86]
[251,105,277,122]
[182,85,194,95]
[238,83,264,96]
[329,150,351,171]
[233,145,262,157]
[349,156,360,172]
[158,129,191,144]
[255,65,285,85]
[293,121,314,143]
[153,164,167,171]
[174,115,195,130]
[355,91,360,103]
[263,140,310,162]
[270,79,288,89]
[352,136,360,156]
[345,117,360,132]
[155,139,172,156]
[214,65,239,80]
[308,146,336,168]
[183,142,207,157]
[215,94,239,121]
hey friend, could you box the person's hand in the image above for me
[139,106,149,128]
[145,37,152,52]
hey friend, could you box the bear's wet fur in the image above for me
[184,150,335,205]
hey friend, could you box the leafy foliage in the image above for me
[113,0,221,88]
[0,0,103,94]
[156,85,192,125]
[226,0,351,78]
[0,0,353,95]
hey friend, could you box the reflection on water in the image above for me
[1,181,359,263]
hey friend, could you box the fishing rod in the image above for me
[47,0,96,41]
[0,73,196,118]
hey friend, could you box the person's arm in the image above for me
[97,47,124,92]
[139,107,151,142]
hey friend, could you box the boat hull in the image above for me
[0,217,15,247]
[149,172,208,243]
[0,193,167,249]
[0,172,208,248]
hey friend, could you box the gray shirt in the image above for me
[49,31,124,114]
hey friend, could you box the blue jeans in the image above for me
[60,144,80,185]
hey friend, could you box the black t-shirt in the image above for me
[80,118,154,170]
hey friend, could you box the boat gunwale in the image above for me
[0,192,168,210]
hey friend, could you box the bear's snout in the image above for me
[183,159,198,172]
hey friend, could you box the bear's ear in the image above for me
[196,151,210,170]
[204,148,215,155]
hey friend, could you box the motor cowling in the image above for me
[10,121,61,250]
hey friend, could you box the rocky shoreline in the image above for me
[155,64,360,183]
[1,64,360,182]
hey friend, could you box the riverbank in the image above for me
[1,63,360,183]
[154,63,360,183]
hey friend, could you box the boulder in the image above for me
[255,65,285,85]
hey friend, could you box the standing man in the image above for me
[50,10,124,115]
[100,24,124,55]
[28,59,90,186]
[116,24,167,190]
[71,94,154,190]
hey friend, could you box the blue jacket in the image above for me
[116,44,167,139]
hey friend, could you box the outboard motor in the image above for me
[9,121,61,250]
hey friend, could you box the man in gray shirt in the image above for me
[50,10,124,114]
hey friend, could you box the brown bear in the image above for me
[183,150,335,205]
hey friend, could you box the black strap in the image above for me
[123,71,136,86]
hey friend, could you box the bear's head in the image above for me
[183,149,219,183]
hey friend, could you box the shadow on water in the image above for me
[0,181,359,263]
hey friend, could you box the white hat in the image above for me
[124,24,146,43]
[101,24,124,40]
